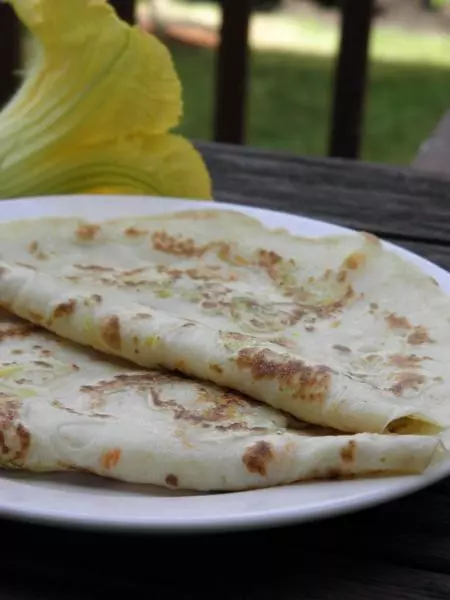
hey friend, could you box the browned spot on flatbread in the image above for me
[242,441,275,477]
[388,354,428,368]
[150,385,250,426]
[385,313,412,330]
[258,249,283,280]
[0,397,31,465]
[333,344,351,353]
[27,240,48,260]
[340,440,357,464]
[343,251,366,270]
[134,313,152,320]
[165,474,179,487]
[100,448,121,470]
[222,331,247,342]
[0,323,38,342]
[407,326,433,346]
[185,267,237,283]
[74,264,114,272]
[390,372,426,396]
[75,224,101,241]
[124,226,147,237]
[209,363,223,374]
[152,231,209,258]
[52,299,77,319]
[123,267,148,277]
[101,315,121,350]
[28,241,38,254]
[33,360,52,367]
[236,348,331,402]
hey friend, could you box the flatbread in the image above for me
[0,209,449,435]
[0,309,439,491]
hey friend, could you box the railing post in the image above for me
[214,0,252,145]
[109,0,136,24]
[329,0,374,159]
[0,2,20,108]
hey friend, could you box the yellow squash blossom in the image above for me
[0,0,212,200]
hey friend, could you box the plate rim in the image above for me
[0,193,449,534]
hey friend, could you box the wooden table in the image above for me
[3,141,450,600]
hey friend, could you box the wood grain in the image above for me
[198,141,450,243]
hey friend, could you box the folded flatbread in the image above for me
[0,309,439,490]
[0,209,449,435]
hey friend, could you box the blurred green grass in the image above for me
[164,1,450,165]
[172,45,450,165]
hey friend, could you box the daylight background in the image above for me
[135,0,450,165]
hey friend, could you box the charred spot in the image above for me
[209,363,223,374]
[343,252,366,270]
[388,354,427,368]
[385,313,412,330]
[165,474,179,487]
[122,267,148,277]
[74,264,114,272]
[100,448,121,470]
[257,249,284,278]
[390,372,426,396]
[333,344,352,353]
[28,241,38,254]
[340,440,357,464]
[27,240,48,259]
[0,398,31,465]
[52,299,77,319]
[75,224,101,241]
[407,326,433,346]
[242,441,275,477]
[152,231,209,257]
[33,360,52,368]
[0,323,38,342]
[124,226,147,237]
[235,348,331,402]
[100,315,122,351]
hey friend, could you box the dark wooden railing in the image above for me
[0,0,374,160]
[0,2,20,108]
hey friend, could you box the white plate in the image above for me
[0,194,449,533]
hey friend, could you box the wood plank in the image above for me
[329,0,374,159]
[213,0,252,144]
[197,141,450,243]
[108,0,135,23]
[0,3,20,108]
[2,559,450,600]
